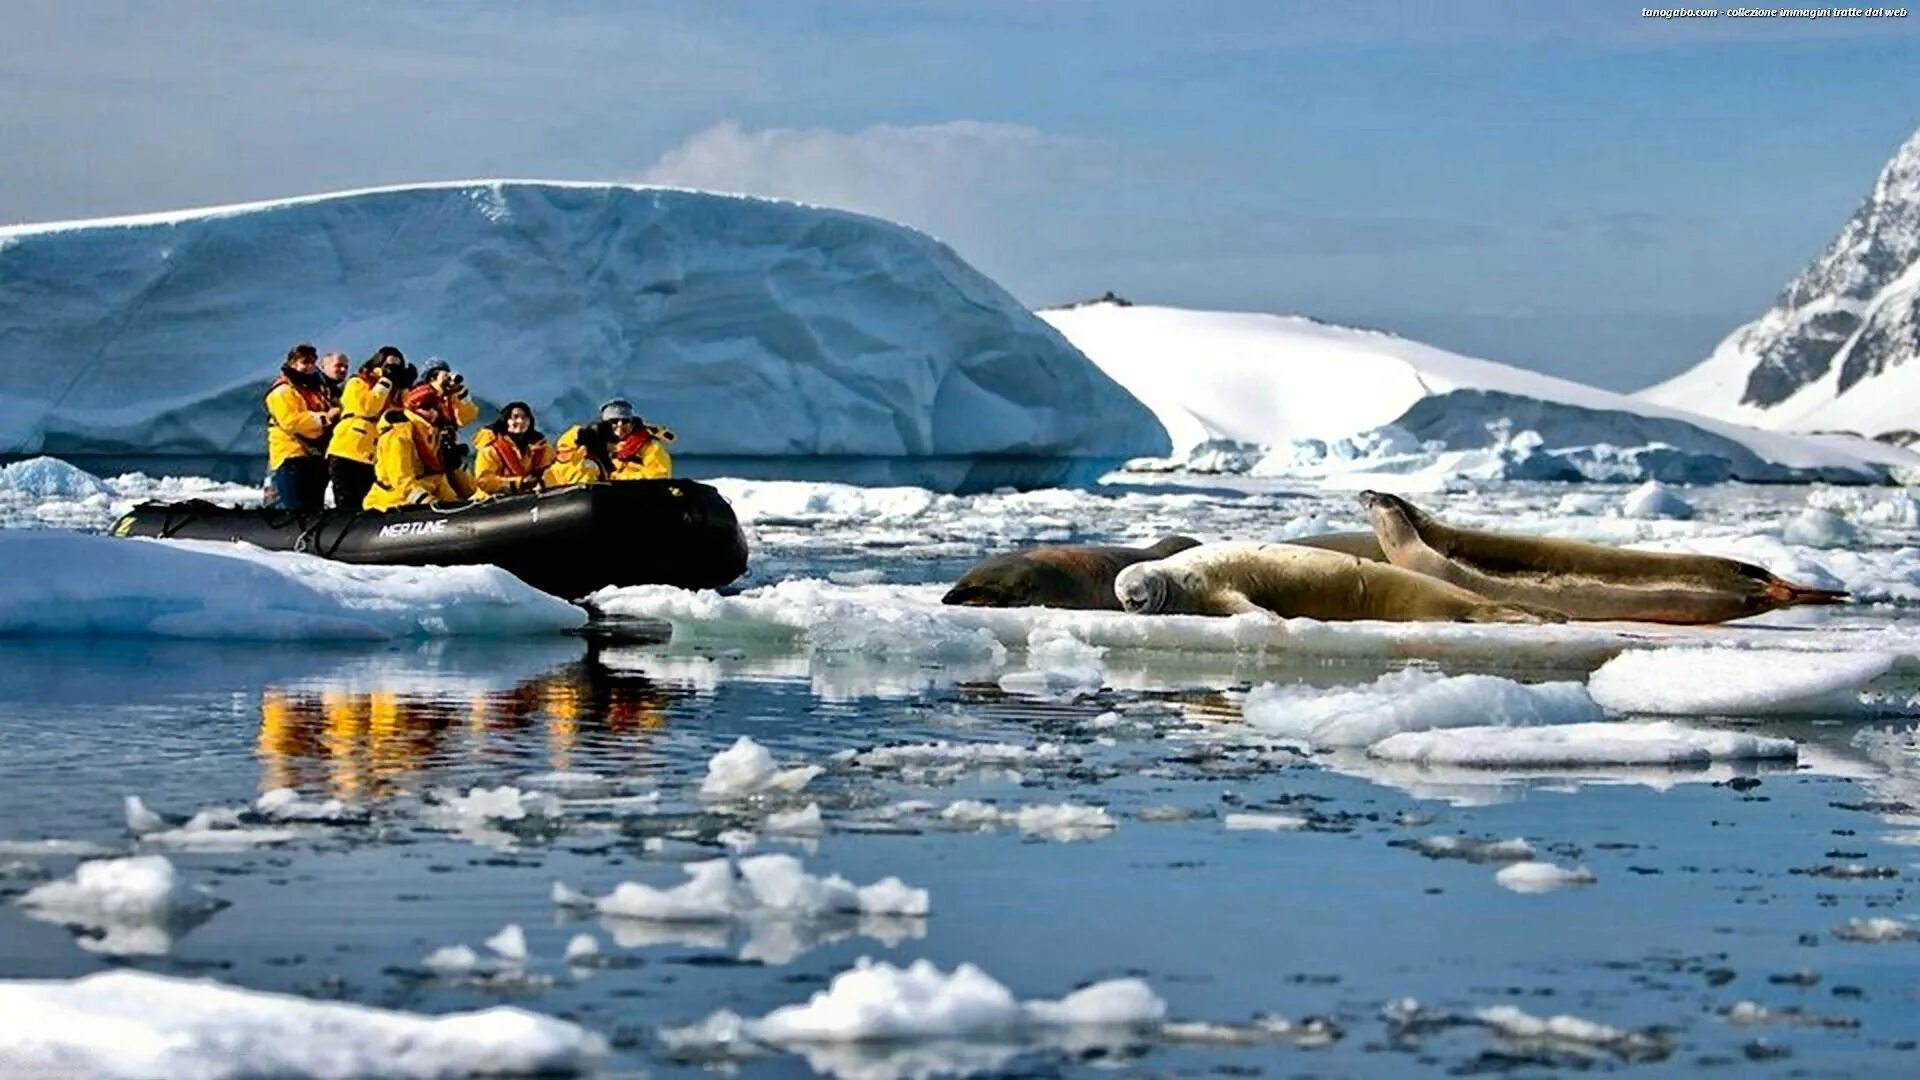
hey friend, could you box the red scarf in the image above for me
[613,430,653,462]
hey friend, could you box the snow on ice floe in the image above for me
[661,957,1163,1063]
[1241,670,1601,748]
[0,531,583,639]
[16,855,224,956]
[939,801,1118,842]
[1368,721,1798,767]
[1588,648,1904,716]
[1474,1004,1666,1059]
[0,969,604,1078]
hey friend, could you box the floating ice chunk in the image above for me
[429,785,562,823]
[0,456,109,498]
[765,804,826,836]
[422,945,482,975]
[1833,917,1918,942]
[1015,804,1115,842]
[701,737,822,798]
[1589,649,1897,717]
[513,771,617,795]
[0,532,585,639]
[1476,1004,1664,1057]
[17,855,224,956]
[997,626,1105,698]
[486,924,530,963]
[553,854,927,922]
[563,934,600,963]
[253,788,367,824]
[0,838,116,857]
[1223,813,1308,831]
[1721,1001,1858,1029]
[697,957,1164,1046]
[1620,481,1693,520]
[0,969,605,1077]
[1494,862,1596,894]
[1370,721,1797,767]
[1242,670,1601,748]
[1781,508,1861,548]
[941,800,1010,829]
[123,795,167,835]
[1402,836,1534,863]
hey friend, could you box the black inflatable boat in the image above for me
[110,480,749,599]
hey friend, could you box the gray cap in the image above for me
[599,399,636,421]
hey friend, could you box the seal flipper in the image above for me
[1464,601,1568,624]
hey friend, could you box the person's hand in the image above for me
[325,407,343,421]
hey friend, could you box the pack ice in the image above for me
[0,181,1166,471]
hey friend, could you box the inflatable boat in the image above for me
[111,480,749,599]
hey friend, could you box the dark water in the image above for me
[2,630,1918,1076]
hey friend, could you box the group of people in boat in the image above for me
[264,342,674,512]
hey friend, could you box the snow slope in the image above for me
[1041,300,1917,483]
[0,181,1166,467]
[1640,127,1920,438]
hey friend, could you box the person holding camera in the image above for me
[264,342,342,511]
[326,346,414,511]
[365,384,469,511]
[419,359,479,431]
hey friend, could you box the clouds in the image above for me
[637,120,1097,243]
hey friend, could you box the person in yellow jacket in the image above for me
[419,358,480,431]
[471,402,555,496]
[265,343,342,511]
[598,399,674,480]
[541,422,610,489]
[326,346,412,511]
[365,385,470,511]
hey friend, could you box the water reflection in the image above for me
[254,639,693,800]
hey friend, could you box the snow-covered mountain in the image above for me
[1041,300,1918,485]
[0,181,1167,472]
[1639,127,1920,439]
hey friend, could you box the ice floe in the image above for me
[1241,669,1601,748]
[553,854,927,922]
[996,625,1106,698]
[938,800,1117,841]
[1588,648,1902,716]
[0,969,604,1077]
[1223,812,1309,831]
[701,736,823,798]
[16,855,225,956]
[1832,916,1919,942]
[1369,721,1798,767]
[1475,1004,1667,1059]
[0,531,584,639]
[1494,861,1598,894]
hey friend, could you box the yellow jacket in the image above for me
[366,409,465,511]
[442,386,480,430]
[326,373,396,465]
[265,377,333,470]
[609,430,672,480]
[541,426,605,489]
[471,428,555,495]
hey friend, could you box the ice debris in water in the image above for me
[552,854,928,922]
[1722,1001,1859,1029]
[17,855,225,957]
[1781,507,1861,548]
[121,796,299,852]
[1368,721,1798,767]
[253,788,368,824]
[764,803,826,836]
[564,934,601,964]
[0,456,109,498]
[1402,836,1535,863]
[1475,1004,1667,1059]
[661,956,1164,1051]
[996,625,1105,698]
[836,740,1064,786]
[1223,813,1308,831]
[701,736,822,798]
[1494,861,1597,894]
[485,924,530,962]
[1588,649,1898,717]
[0,969,607,1078]
[938,801,1116,842]
[429,785,562,822]
[1619,481,1693,520]
[1241,670,1601,749]
[1833,916,1918,942]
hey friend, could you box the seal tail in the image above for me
[1765,579,1849,608]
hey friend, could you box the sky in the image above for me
[3,0,1918,391]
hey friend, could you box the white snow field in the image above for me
[0,969,605,1078]
[0,531,584,638]
[0,181,1165,471]
[1041,301,1918,485]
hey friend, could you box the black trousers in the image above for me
[329,457,375,512]
[271,457,331,512]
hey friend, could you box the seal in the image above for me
[942,536,1202,610]
[1113,541,1562,623]
[1359,490,1848,624]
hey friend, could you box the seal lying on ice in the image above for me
[942,536,1202,610]
[1113,541,1562,623]
[1359,490,1847,625]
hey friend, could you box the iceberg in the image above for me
[0,181,1167,486]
